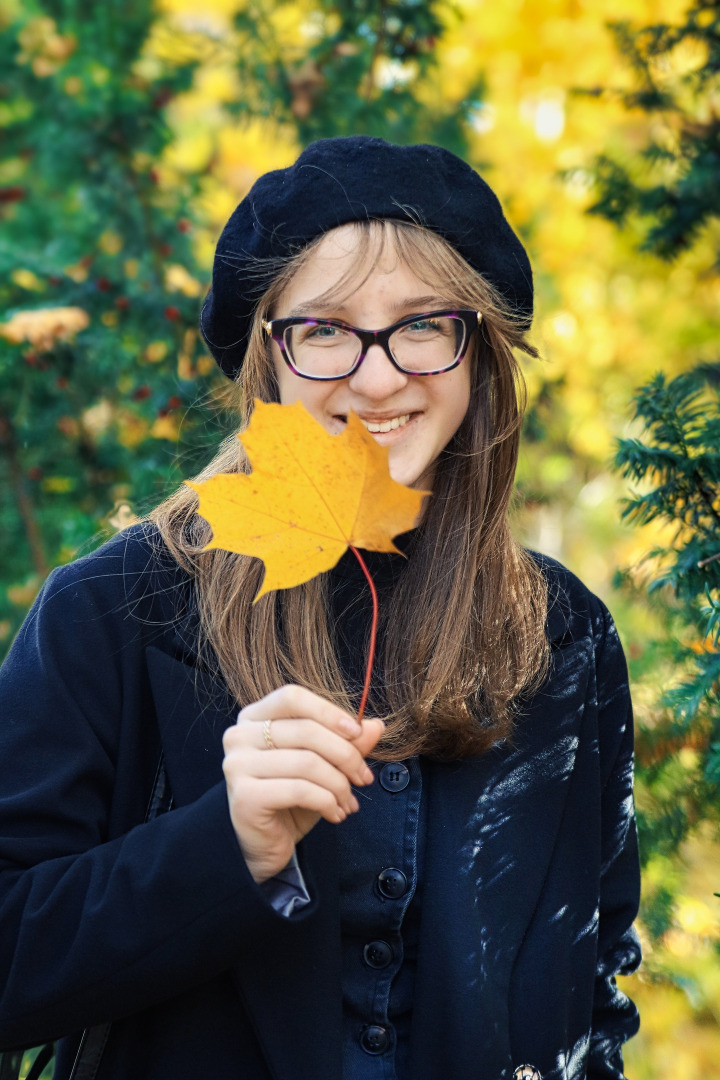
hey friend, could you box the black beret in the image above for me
[200,135,533,379]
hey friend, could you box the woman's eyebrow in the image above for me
[285,295,452,319]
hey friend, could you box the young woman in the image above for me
[0,136,641,1080]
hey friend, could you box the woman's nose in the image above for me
[347,342,409,399]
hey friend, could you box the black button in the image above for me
[377,867,408,899]
[363,940,393,969]
[360,1025,390,1055]
[379,762,410,792]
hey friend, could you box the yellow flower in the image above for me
[0,306,89,350]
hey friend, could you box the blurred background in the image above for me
[0,0,718,1075]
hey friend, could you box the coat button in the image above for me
[363,940,393,969]
[377,867,408,899]
[379,762,410,792]
[513,1067,542,1080]
[360,1025,390,1055]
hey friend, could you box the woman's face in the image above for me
[269,225,473,490]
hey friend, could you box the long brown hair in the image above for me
[149,220,550,760]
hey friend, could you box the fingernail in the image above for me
[340,717,363,737]
[363,767,374,784]
[350,795,360,812]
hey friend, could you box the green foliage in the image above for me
[588,2,720,958]
[0,0,229,656]
[230,0,476,152]
[616,344,720,875]
[584,0,720,263]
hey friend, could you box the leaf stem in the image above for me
[349,545,378,722]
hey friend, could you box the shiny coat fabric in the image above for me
[0,526,641,1080]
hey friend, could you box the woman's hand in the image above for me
[222,685,383,884]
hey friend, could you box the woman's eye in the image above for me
[305,324,342,342]
[406,319,441,334]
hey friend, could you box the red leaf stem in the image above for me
[349,545,378,723]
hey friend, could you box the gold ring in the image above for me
[263,718,276,750]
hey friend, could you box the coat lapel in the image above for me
[146,646,231,805]
[145,646,343,1080]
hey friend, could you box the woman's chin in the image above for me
[388,456,435,492]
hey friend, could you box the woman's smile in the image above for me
[334,409,419,440]
[355,411,413,434]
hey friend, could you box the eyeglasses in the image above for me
[263,309,481,381]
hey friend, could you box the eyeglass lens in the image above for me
[284,315,466,377]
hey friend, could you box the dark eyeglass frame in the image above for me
[262,308,482,381]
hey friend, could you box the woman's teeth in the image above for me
[361,413,412,433]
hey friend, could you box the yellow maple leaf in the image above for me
[187,399,427,601]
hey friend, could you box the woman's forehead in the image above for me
[312,222,399,272]
[277,222,444,312]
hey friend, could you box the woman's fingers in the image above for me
[238,684,362,738]
[236,748,360,815]
[225,716,374,786]
[227,773,353,827]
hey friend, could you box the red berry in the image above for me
[48,275,62,287]
[149,169,160,184]
[96,277,111,292]
[159,243,172,257]
[25,353,38,367]
[56,377,69,389]
[167,395,181,409]
[0,186,26,204]
[164,305,180,321]
[177,219,191,233]
[115,296,130,310]
[133,385,152,401]
[157,407,169,418]
[27,466,43,481]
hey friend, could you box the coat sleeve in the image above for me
[0,549,318,1050]
[587,602,642,1080]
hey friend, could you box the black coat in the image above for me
[0,525,640,1080]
